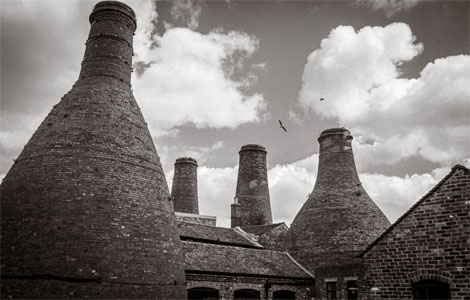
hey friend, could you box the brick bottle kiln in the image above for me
[171,157,199,214]
[0,1,186,298]
[286,128,390,269]
[231,144,273,228]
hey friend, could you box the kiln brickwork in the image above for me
[232,144,273,228]
[0,1,186,298]
[285,128,390,271]
[172,157,199,214]
[362,165,470,300]
[2,1,469,298]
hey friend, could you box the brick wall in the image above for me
[186,273,314,300]
[362,166,470,300]
[315,262,366,300]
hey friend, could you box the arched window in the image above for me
[188,287,219,300]
[412,280,451,300]
[234,289,261,300]
[273,290,296,300]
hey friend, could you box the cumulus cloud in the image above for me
[360,167,449,222]
[189,153,456,228]
[133,27,266,137]
[170,0,203,30]
[363,0,423,17]
[298,23,470,168]
[191,166,238,227]
[268,155,319,226]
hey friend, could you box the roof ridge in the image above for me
[360,164,467,256]
[234,227,264,248]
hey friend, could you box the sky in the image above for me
[1,0,469,227]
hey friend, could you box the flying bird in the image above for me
[320,98,325,101]
[278,120,287,132]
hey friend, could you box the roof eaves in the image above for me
[285,251,315,278]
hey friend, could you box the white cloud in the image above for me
[360,167,449,222]
[363,0,423,17]
[197,166,239,227]
[298,23,470,168]
[133,27,266,137]
[191,153,458,228]
[268,155,319,226]
[170,0,202,30]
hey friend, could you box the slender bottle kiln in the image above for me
[171,157,199,214]
[231,144,273,228]
[0,2,186,298]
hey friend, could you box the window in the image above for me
[347,280,358,300]
[412,280,450,300]
[234,289,260,300]
[326,281,337,299]
[273,290,296,300]
[188,287,219,300]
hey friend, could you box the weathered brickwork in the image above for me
[186,273,314,300]
[315,263,367,300]
[0,1,186,298]
[232,144,273,228]
[171,157,199,214]
[362,165,470,300]
[286,128,390,272]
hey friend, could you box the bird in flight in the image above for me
[278,120,287,132]
[320,98,325,101]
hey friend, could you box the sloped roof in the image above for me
[182,241,312,279]
[241,223,287,236]
[177,221,262,248]
[361,164,470,256]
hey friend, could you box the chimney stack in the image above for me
[285,128,390,270]
[231,144,272,228]
[171,157,199,214]
[0,2,185,298]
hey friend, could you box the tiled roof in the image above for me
[241,223,287,236]
[182,241,312,279]
[360,164,470,256]
[177,221,262,248]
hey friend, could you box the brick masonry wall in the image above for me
[171,157,199,214]
[0,2,186,298]
[186,273,314,300]
[315,262,366,300]
[233,144,273,227]
[286,128,390,272]
[362,166,470,300]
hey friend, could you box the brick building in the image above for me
[361,165,470,300]
[1,1,469,299]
